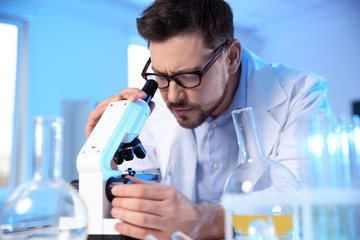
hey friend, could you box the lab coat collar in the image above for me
[243,47,288,157]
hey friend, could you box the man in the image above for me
[86,0,332,239]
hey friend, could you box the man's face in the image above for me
[149,34,231,129]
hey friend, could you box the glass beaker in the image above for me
[303,114,360,240]
[223,108,300,239]
[0,116,88,240]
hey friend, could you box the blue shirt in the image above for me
[193,53,249,204]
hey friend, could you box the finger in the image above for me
[100,93,126,109]
[111,183,170,200]
[112,197,162,216]
[111,207,166,231]
[125,176,154,184]
[97,94,124,111]
[121,92,147,103]
[114,221,162,240]
[126,88,147,98]
[109,93,123,101]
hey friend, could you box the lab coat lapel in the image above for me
[244,47,288,157]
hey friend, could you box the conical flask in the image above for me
[223,108,299,239]
[0,116,88,240]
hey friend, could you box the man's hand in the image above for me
[110,176,225,239]
[85,88,148,138]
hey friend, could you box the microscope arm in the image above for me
[76,80,158,237]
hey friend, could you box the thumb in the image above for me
[125,175,155,185]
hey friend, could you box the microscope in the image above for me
[76,80,159,239]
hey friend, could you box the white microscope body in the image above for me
[76,81,158,238]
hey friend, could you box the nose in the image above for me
[166,80,185,103]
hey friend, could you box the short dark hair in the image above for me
[136,0,234,49]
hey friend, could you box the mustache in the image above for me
[167,101,190,108]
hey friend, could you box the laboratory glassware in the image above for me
[223,107,300,239]
[0,116,88,240]
[303,113,360,240]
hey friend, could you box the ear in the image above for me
[226,40,242,74]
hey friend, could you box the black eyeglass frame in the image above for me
[141,42,228,89]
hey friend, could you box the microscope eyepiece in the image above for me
[142,80,158,104]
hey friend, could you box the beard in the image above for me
[167,101,210,129]
[166,72,229,129]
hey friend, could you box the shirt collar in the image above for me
[207,51,250,123]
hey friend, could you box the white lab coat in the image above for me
[119,47,332,202]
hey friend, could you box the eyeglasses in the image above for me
[141,42,227,89]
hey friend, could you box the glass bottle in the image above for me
[223,108,300,239]
[0,116,88,240]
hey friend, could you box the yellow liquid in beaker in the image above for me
[232,214,294,237]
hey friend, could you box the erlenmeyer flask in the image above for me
[0,116,88,240]
[223,108,299,239]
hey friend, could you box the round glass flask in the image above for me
[223,108,300,239]
[0,116,88,240]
